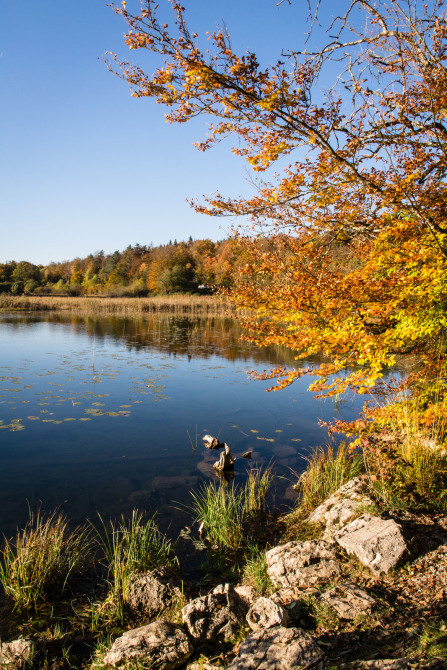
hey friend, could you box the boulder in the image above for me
[103,621,192,669]
[320,581,376,619]
[307,477,373,536]
[227,626,325,670]
[246,597,289,631]
[125,568,182,617]
[234,585,258,608]
[182,584,246,642]
[334,514,407,574]
[266,540,340,588]
[0,639,33,667]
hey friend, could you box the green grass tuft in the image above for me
[242,542,273,596]
[0,509,93,612]
[190,481,246,554]
[93,509,176,623]
[294,442,364,515]
[189,466,275,556]
[244,464,274,517]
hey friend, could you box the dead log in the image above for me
[203,434,225,450]
[213,443,235,472]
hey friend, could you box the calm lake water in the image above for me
[0,312,366,538]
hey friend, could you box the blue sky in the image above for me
[0,1,314,265]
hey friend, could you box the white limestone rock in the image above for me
[266,539,340,589]
[125,568,182,617]
[182,584,246,642]
[320,581,376,619]
[307,477,373,536]
[227,626,326,670]
[103,621,192,669]
[334,514,407,574]
[246,597,289,631]
[234,585,258,608]
[0,639,33,667]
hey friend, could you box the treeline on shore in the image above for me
[0,238,244,297]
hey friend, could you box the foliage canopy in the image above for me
[109,0,447,416]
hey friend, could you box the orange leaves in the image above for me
[107,1,447,408]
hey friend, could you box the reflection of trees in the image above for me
[10,313,312,367]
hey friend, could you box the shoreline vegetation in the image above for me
[0,294,234,316]
[1,426,447,668]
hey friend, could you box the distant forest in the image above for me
[0,238,245,296]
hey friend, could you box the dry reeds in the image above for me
[0,294,234,316]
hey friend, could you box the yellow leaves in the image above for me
[108,0,447,411]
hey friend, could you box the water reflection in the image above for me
[0,313,362,538]
[0,312,307,366]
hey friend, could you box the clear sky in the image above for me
[0,0,314,265]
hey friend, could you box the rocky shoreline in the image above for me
[2,477,446,669]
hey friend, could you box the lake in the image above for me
[0,312,366,538]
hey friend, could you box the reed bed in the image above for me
[0,294,234,316]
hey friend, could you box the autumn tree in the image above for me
[0,262,16,293]
[70,259,84,286]
[148,242,197,293]
[107,0,447,420]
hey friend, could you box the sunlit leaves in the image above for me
[107,0,447,416]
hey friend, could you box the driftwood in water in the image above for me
[213,443,235,473]
[203,434,225,450]
[241,451,252,459]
